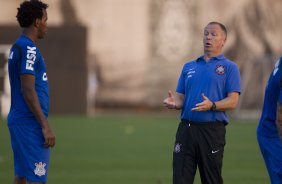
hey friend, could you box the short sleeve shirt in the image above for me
[176,54,241,124]
[257,57,282,138]
[8,35,49,126]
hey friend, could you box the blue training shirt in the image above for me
[8,35,49,126]
[176,54,241,124]
[257,57,282,138]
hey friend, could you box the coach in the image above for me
[163,22,241,184]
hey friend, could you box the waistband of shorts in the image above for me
[181,120,225,126]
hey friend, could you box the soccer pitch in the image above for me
[0,113,269,184]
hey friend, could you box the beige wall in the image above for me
[72,0,151,104]
[1,0,282,111]
[0,0,63,26]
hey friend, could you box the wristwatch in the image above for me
[210,102,216,111]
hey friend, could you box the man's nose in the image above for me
[206,34,212,40]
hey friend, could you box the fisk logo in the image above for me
[26,46,36,71]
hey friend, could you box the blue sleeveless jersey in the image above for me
[257,57,282,138]
[176,54,241,124]
[8,35,49,126]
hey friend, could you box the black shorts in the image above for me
[173,121,226,184]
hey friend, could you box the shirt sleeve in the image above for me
[277,58,282,104]
[176,65,186,94]
[226,63,241,94]
[20,44,37,75]
[278,88,282,104]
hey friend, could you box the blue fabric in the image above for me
[257,135,282,184]
[9,124,50,182]
[7,35,49,126]
[257,57,282,138]
[257,57,282,184]
[176,54,241,123]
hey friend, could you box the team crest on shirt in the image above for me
[34,162,46,176]
[174,143,182,153]
[215,65,226,75]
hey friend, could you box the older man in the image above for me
[163,22,241,184]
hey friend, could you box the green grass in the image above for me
[0,113,269,184]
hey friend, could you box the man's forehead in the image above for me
[204,24,222,32]
[43,9,48,18]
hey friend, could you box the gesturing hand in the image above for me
[191,93,213,111]
[163,90,176,109]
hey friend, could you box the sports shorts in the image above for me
[8,124,50,182]
[257,135,282,184]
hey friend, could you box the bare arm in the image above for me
[276,103,282,142]
[21,74,55,147]
[192,92,239,111]
[163,91,184,110]
[213,92,239,111]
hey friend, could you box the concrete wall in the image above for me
[0,0,282,114]
[0,26,87,114]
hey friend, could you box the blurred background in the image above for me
[0,0,281,183]
[1,0,282,117]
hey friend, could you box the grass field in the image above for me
[0,112,269,184]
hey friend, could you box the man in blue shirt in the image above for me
[257,57,282,184]
[163,22,241,184]
[8,0,55,183]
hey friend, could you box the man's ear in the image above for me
[34,18,40,28]
[222,37,227,47]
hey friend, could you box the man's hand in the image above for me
[191,93,213,111]
[42,126,56,148]
[163,90,176,109]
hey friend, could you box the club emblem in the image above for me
[174,143,182,153]
[215,65,225,75]
[34,162,46,176]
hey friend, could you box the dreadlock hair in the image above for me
[16,0,48,28]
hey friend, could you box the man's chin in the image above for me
[204,49,212,53]
[38,35,45,39]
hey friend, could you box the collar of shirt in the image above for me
[21,34,35,44]
[196,54,225,62]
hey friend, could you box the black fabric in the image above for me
[173,121,226,184]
